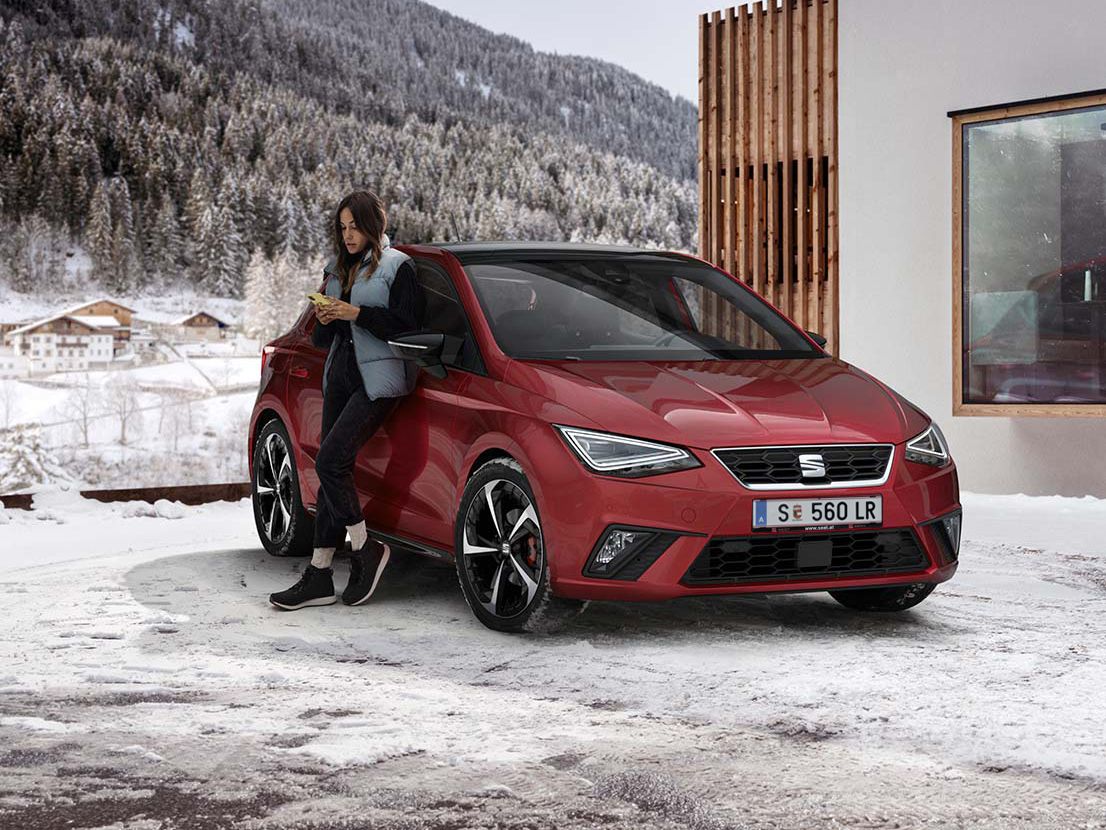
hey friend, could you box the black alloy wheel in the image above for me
[251,419,314,557]
[454,458,585,633]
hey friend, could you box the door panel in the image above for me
[352,257,488,550]
[354,373,464,551]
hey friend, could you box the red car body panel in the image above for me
[249,245,960,602]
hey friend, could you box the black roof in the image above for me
[412,240,690,265]
[423,240,647,254]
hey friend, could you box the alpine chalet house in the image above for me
[4,314,116,374]
[172,311,233,342]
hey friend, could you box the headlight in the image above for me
[904,422,950,467]
[553,425,702,478]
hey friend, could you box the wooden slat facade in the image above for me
[698,0,839,353]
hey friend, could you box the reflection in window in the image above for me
[463,256,817,361]
[963,103,1106,404]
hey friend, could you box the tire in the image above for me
[454,457,585,633]
[251,418,314,557]
[828,581,936,612]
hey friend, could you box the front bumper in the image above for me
[537,440,960,603]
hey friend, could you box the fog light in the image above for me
[596,530,645,567]
[585,526,683,580]
[586,527,660,577]
[939,511,962,559]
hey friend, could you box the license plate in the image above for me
[753,496,882,529]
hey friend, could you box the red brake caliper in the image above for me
[526,536,538,567]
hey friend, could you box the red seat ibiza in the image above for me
[249,242,960,632]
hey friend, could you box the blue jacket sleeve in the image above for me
[354,260,426,341]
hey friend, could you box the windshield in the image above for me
[462,253,823,361]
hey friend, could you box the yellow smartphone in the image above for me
[306,292,332,306]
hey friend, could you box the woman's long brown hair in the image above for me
[332,190,386,294]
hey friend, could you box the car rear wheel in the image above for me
[252,418,314,557]
[828,582,935,612]
[454,458,585,633]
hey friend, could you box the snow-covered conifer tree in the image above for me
[204,200,245,297]
[243,248,281,342]
[0,424,71,492]
[276,185,310,262]
[86,180,114,283]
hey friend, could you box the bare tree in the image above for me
[108,376,143,446]
[0,381,15,430]
[162,387,194,453]
[215,409,250,482]
[62,376,102,448]
[218,357,234,390]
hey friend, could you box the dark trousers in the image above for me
[313,351,401,549]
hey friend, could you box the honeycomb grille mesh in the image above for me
[683,529,928,585]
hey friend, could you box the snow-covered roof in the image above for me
[7,298,134,337]
[173,311,232,327]
[7,313,124,337]
[68,315,122,330]
[8,314,80,337]
[59,297,136,316]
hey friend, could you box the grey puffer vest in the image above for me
[321,239,418,400]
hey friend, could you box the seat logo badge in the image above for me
[799,453,826,479]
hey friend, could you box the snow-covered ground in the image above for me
[1,324,261,491]
[0,287,262,491]
[1,489,1105,828]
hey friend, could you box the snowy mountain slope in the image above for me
[0,0,698,301]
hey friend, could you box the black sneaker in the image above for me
[342,539,391,606]
[269,565,336,610]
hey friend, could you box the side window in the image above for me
[415,260,486,375]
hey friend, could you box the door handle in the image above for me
[290,366,310,379]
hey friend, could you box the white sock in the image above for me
[311,547,336,569]
[347,521,368,552]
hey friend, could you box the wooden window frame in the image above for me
[951,89,1106,418]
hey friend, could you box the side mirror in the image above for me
[387,330,462,379]
[806,330,828,348]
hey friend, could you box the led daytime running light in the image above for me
[905,423,949,467]
[554,425,694,473]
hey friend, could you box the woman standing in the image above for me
[270,190,426,611]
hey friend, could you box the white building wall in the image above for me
[9,330,113,373]
[0,350,28,378]
[838,0,1106,497]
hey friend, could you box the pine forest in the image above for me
[0,0,699,301]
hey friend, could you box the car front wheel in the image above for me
[251,418,314,557]
[829,582,935,612]
[454,458,585,633]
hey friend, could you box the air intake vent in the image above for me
[683,528,927,585]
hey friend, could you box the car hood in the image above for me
[505,357,928,448]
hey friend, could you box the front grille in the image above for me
[712,444,893,488]
[682,528,928,585]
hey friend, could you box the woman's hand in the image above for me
[315,299,360,324]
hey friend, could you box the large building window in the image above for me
[954,92,1106,416]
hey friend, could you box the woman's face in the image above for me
[339,207,369,256]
